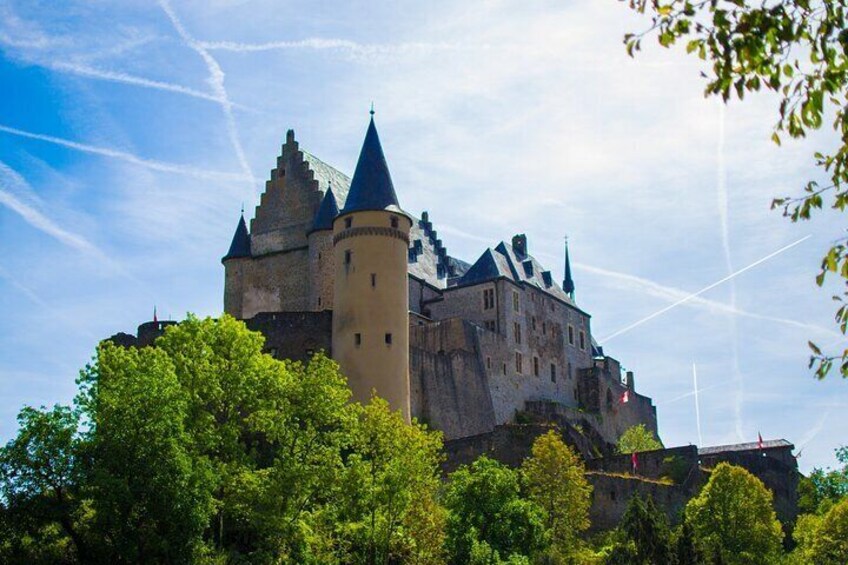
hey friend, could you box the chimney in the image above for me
[512,234,528,258]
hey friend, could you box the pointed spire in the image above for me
[341,113,402,215]
[563,237,575,300]
[311,183,340,232]
[222,213,251,262]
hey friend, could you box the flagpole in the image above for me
[693,362,703,446]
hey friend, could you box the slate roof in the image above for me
[341,117,404,215]
[303,150,351,207]
[407,217,471,288]
[698,439,793,455]
[311,187,340,232]
[222,214,251,261]
[457,241,576,306]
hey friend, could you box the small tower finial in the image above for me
[241,202,244,215]
[370,101,375,116]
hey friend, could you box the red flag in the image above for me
[757,432,764,450]
[631,451,638,473]
[620,390,630,404]
[153,306,158,324]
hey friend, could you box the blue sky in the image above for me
[0,0,845,473]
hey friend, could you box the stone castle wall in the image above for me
[409,319,497,439]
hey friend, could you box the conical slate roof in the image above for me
[311,187,340,232]
[341,117,403,215]
[563,242,575,297]
[222,214,251,261]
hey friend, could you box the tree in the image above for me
[81,342,215,563]
[675,519,705,565]
[0,405,90,563]
[444,456,546,564]
[521,430,592,557]
[798,445,848,514]
[621,0,848,379]
[617,494,673,564]
[332,396,446,565]
[685,463,783,564]
[810,497,848,564]
[616,424,663,454]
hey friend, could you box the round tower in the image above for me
[332,115,412,420]
[222,212,252,319]
[307,186,339,311]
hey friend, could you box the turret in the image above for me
[563,238,575,301]
[332,113,413,420]
[222,212,252,318]
[307,186,339,311]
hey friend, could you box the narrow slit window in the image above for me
[385,333,392,345]
[345,250,352,265]
[390,216,399,228]
[344,217,352,229]
[355,333,361,346]
[533,356,539,377]
[371,273,377,287]
[550,363,557,382]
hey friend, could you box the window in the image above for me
[515,352,523,374]
[345,250,352,265]
[579,330,586,351]
[503,363,507,375]
[514,322,522,345]
[318,297,322,307]
[484,320,496,332]
[371,273,377,287]
[483,288,495,310]
[610,490,617,501]
[568,325,575,346]
[385,333,392,345]
[513,291,520,312]
[354,333,362,346]
[344,217,352,229]
[530,292,536,303]
[550,363,556,382]
[531,316,537,331]
[486,356,492,370]
[318,252,322,260]
[533,356,539,377]
[390,216,399,228]
[542,321,547,335]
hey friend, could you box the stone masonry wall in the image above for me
[409,319,497,440]
[244,311,332,363]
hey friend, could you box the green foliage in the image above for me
[332,396,445,565]
[622,0,848,379]
[811,497,848,563]
[675,519,705,565]
[444,456,546,564]
[685,463,784,564]
[0,314,449,564]
[521,430,592,557]
[661,454,692,484]
[798,445,848,514]
[615,494,673,564]
[616,424,663,454]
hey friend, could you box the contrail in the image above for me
[657,378,734,406]
[716,103,745,441]
[0,124,251,182]
[47,60,227,104]
[157,0,257,191]
[198,38,466,57]
[693,363,704,446]
[600,235,813,342]
[531,248,837,339]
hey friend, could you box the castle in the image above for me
[112,114,799,531]
[220,114,658,446]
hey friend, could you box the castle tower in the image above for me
[332,114,413,420]
[222,212,252,318]
[307,186,339,311]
